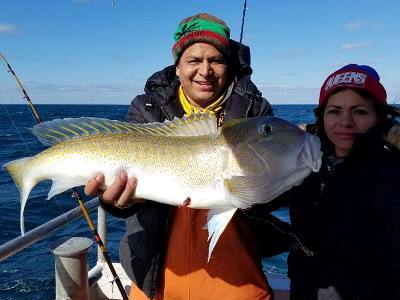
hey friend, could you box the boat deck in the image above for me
[89,263,290,299]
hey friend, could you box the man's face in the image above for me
[176,42,228,108]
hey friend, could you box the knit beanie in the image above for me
[319,64,387,106]
[172,13,231,63]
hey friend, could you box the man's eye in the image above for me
[186,59,200,64]
[211,59,226,65]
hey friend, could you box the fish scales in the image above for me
[29,132,233,190]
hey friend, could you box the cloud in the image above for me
[31,83,132,93]
[343,21,367,30]
[341,42,371,50]
[343,21,380,31]
[0,23,16,33]
[2,80,144,104]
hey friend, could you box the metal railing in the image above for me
[0,198,101,262]
[0,198,129,300]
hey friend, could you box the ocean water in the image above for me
[0,104,317,300]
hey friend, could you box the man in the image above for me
[85,13,290,300]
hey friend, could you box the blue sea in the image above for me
[0,104,317,300]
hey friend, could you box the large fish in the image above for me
[4,113,321,259]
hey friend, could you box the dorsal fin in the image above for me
[164,112,219,137]
[32,112,219,146]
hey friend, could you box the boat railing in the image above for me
[0,198,102,262]
[0,197,124,299]
[0,197,289,299]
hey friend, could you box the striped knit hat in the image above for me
[172,13,231,63]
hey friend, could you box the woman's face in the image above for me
[323,89,378,157]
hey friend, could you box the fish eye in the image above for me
[261,124,273,135]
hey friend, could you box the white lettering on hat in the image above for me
[325,72,367,91]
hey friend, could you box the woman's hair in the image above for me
[311,87,399,154]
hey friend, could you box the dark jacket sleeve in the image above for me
[126,94,149,124]
[242,207,292,257]
[99,200,144,218]
[257,96,273,117]
[237,78,273,118]
[243,191,299,258]
[382,156,400,299]
[386,197,400,299]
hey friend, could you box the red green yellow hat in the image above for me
[172,13,231,63]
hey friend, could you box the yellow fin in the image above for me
[32,112,220,146]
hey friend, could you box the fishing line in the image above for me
[0,99,69,218]
[0,59,69,214]
[242,209,314,256]
[0,52,129,299]
[0,100,32,157]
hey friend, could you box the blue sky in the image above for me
[1,0,399,105]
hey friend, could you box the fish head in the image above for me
[222,116,322,180]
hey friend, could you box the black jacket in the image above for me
[288,122,400,300]
[102,41,294,298]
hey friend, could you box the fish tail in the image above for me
[3,157,37,235]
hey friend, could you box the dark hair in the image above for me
[311,87,399,154]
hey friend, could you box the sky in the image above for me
[1,0,400,105]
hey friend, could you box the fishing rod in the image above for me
[239,0,248,43]
[0,53,42,123]
[0,52,129,300]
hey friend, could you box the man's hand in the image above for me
[84,171,144,209]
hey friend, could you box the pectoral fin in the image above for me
[225,175,282,208]
[206,207,237,262]
[47,177,86,200]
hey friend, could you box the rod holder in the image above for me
[51,237,93,300]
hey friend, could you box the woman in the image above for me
[288,64,400,300]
